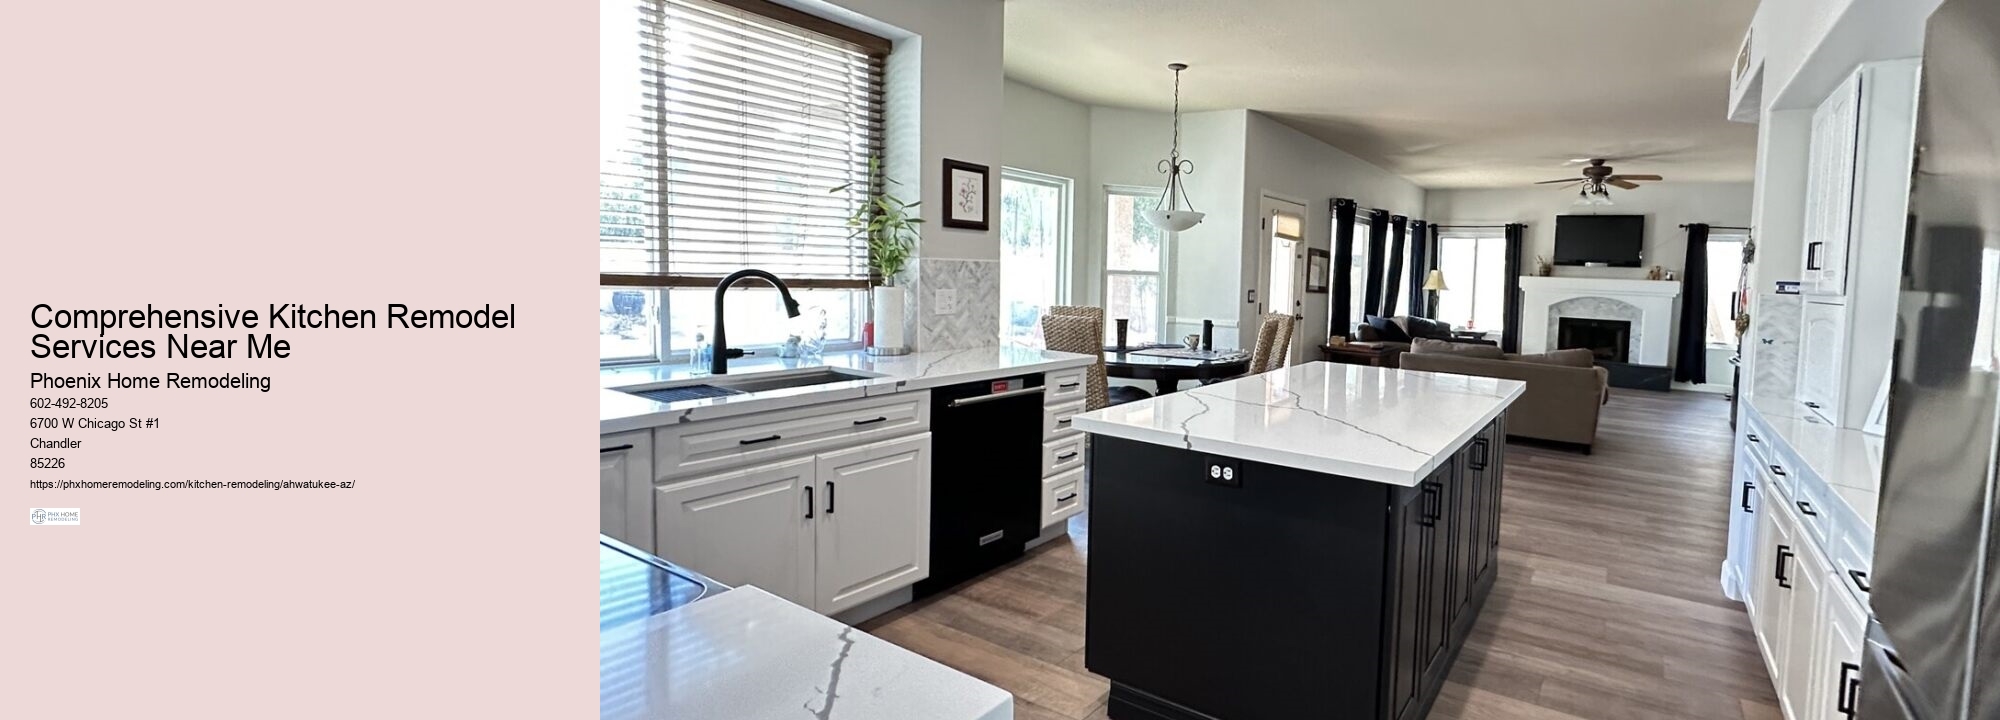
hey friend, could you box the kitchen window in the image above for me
[598,0,888,364]
[1346,220,1371,331]
[1434,233,1508,333]
[1105,187,1168,345]
[1705,234,1748,346]
[1000,169,1073,347]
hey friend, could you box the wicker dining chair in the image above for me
[1248,313,1298,373]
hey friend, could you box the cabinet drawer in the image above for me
[1044,399,1085,440]
[654,392,930,480]
[1045,366,1089,407]
[1761,452,1796,499]
[1041,467,1084,526]
[1790,472,1833,548]
[1042,434,1086,477]
[1741,418,1775,467]
[1830,516,1874,604]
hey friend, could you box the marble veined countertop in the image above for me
[1746,396,1884,531]
[1069,362,1525,486]
[600,586,1012,720]
[600,347,1095,434]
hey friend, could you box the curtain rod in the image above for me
[1682,224,1752,231]
[1432,224,1514,229]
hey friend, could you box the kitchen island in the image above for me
[1070,362,1523,720]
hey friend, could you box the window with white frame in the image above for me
[999,169,1072,347]
[1434,233,1508,333]
[1346,220,1371,331]
[1106,187,1168,345]
[598,0,886,364]
[1705,234,1749,346]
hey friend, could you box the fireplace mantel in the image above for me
[1518,277,1682,367]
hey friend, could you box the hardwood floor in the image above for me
[862,389,1775,720]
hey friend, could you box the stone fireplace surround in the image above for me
[1517,277,1681,367]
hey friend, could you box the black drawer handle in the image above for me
[1797,500,1818,517]
[1849,569,1871,593]
[1769,464,1787,477]
[852,416,888,426]
[600,444,634,453]
[1469,437,1489,470]
[804,486,814,519]
[1776,545,1794,589]
[1057,418,1072,426]
[1807,240,1824,270]
[1056,452,1079,461]
[740,434,782,445]
[1741,481,1755,512]
[1059,382,1081,389]
[1057,493,1078,503]
[1805,401,1823,409]
[1747,433,1760,443]
[1837,661,1860,717]
[826,481,835,514]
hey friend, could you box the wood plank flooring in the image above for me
[862,389,1774,720]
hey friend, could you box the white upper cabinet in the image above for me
[1796,301,1847,424]
[1801,72,1861,297]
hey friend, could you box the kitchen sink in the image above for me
[616,366,882,404]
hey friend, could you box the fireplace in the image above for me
[1557,317,1632,363]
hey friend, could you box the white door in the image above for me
[1258,196,1308,361]
[599,432,652,551]
[1782,537,1832,720]
[1818,583,1869,720]
[655,456,817,607]
[1797,301,1847,422]
[814,433,932,614]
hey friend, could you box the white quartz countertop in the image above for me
[600,347,1095,433]
[601,586,1012,720]
[1070,362,1525,486]
[1746,397,1884,531]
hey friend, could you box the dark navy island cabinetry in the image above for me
[1070,362,1521,720]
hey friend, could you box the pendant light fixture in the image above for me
[1142,63,1204,233]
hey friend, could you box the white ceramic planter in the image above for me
[871,285,907,353]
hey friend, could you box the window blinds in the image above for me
[600,0,887,288]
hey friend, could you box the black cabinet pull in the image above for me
[1057,493,1078,503]
[1805,401,1823,409]
[1807,241,1824,270]
[804,486,815,519]
[1059,382,1081,389]
[1740,481,1755,512]
[1849,569,1871,593]
[1056,452,1079,461]
[1776,545,1794,589]
[1768,464,1787,477]
[739,434,782,445]
[1420,485,1440,526]
[1469,438,1489,470]
[1747,433,1761,443]
[1057,418,1072,426]
[826,481,835,514]
[600,444,634,453]
[1836,661,1861,718]
[852,416,889,426]
[1797,500,1818,517]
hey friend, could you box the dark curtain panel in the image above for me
[1407,220,1429,318]
[1362,209,1390,317]
[1329,199,1358,338]
[1501,223,1526,353]
[1675,223,1712,382]
[1382,216,1408,317]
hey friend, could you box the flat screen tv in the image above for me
[1554,215,1645,267]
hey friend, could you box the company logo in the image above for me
[28,508,80,526]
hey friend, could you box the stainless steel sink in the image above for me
[615,366,882,403]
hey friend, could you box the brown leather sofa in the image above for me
[1398,340,1609,452]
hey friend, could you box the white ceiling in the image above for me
[1004,0,1760,189]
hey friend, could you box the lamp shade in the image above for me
[1423,269,1449,291]
[1142,209,1204,233]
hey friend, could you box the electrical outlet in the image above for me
[935,288,959,315]
[1204,456,1241,487]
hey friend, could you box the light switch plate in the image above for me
[935,288,959,315]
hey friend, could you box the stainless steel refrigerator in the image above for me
[1861,0,2000,717]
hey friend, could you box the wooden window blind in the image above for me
[600,0,888,289]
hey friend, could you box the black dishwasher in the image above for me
[914,373,1047,597]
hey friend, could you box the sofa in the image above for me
[1397,339,1609,452]
[1354,315,1498,350]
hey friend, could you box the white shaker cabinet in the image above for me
[600,431,652,551]
[1801,73,1861,297]
[655,455,818,607]
[1782,535,1832,720]
[1796,301,1847,424]
[813,433,932,615]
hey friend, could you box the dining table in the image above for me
[1101,344,1252,395]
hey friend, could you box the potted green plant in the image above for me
[833,157,920,354]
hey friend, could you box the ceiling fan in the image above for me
[1535,158,1664,193]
